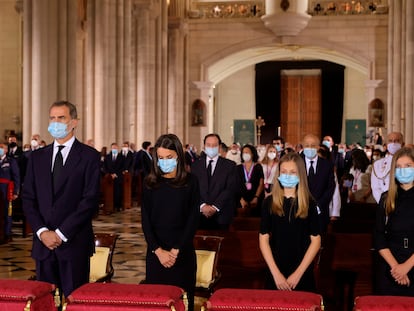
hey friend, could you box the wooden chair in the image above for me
[89,232,118,283]
[194,235,224,297]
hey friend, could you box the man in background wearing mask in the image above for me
[22,101,100,301]
[272,136,287,160]
[371,132,404,203]
[191,133,238,230]
[0,142,20,243]
[302,134,336,232]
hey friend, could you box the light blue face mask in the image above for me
[48,122,70,139]
[158,158,177,173]
[303,148,317,159]
[0,148,4,157]
[278,174,300,188]
[205,147,219,158]
[322,140,331,148]
[111,149,118,156]
[395,167,414,184]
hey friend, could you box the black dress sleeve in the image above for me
[374,193,388,251]
[260,195,273,234]
[308,199,321,236]
[141,185,159,252]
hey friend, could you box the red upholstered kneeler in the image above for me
[354,295,414,310]
[202,288,324,311]
[0,278,56,311]
[64,283,185,310]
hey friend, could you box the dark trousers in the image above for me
[36,251,90,297]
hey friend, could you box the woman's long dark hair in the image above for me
[145,133,188,188]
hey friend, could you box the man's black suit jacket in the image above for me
[22,139,101,261]
[191,156,238,227]
[305,155,336,231]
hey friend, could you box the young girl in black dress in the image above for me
[142,134,200,311]
[259,152,321,292]
[375,147,414,296]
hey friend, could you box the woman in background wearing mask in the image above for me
[141,133,200,311]
[259,152,321,292]
[374,147,414,296]
[237,144,264,216]
[261,145,278,197]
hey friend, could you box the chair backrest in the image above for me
[90,233,118,283]
[193,235,224,289]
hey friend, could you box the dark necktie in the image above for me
[207,160,213,185]
[53,145,65,190]
[308,160,315,184]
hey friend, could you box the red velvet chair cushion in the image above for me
[0,278,56,311]
[204,288,323,311]
[354,295,414,310]
[66,283,185,310]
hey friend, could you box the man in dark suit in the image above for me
[302,134,335,232]
[22,101,101,299]
[134,141,152,179]
[103,142,125,210]
[191,133,238,230]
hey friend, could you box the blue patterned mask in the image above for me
[158,158,177,173]
[278,174,299,188]
[395,167,414,184]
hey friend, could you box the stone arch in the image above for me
[201,36,371,84]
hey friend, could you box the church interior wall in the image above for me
[0,0,22,141]
[0,0,395,150]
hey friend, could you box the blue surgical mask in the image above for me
[395,167,414,184]
[278,174,299,188]
[303,148,317,159]
[158,158,177,173]
[322,140,331,148]
[0,148,4,157]
[111,149,118,156]
[338,148,345,154]
[48,122,70,139]
[205,146,219,158]
[275,145,282,152]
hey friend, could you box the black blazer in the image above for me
[191,156,238,226]
[305,156,335,230]
[22,139,101,261]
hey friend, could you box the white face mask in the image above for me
[31,139,39,148]
[387,143,402,155]
[242,153,252,162]
[267,152,277,160]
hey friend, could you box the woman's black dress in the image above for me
[236,162,264,216]
[260,195,321,292]
[141,174,200,309]
[374,187,414,296]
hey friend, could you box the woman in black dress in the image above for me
[374,147,414,296]
[259,152,321,292]
[142,134,200,311]
[237,144,264,216]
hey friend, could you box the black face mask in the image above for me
[8,142,17,148]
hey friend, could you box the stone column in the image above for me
[133,0,167,144]
[405,0,414,143]
[387,1,403,133]
[167,17,188,140]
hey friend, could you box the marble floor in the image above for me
[0,205,147,284]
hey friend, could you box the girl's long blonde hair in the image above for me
[271,152,311,218]
[385,147,414,215]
